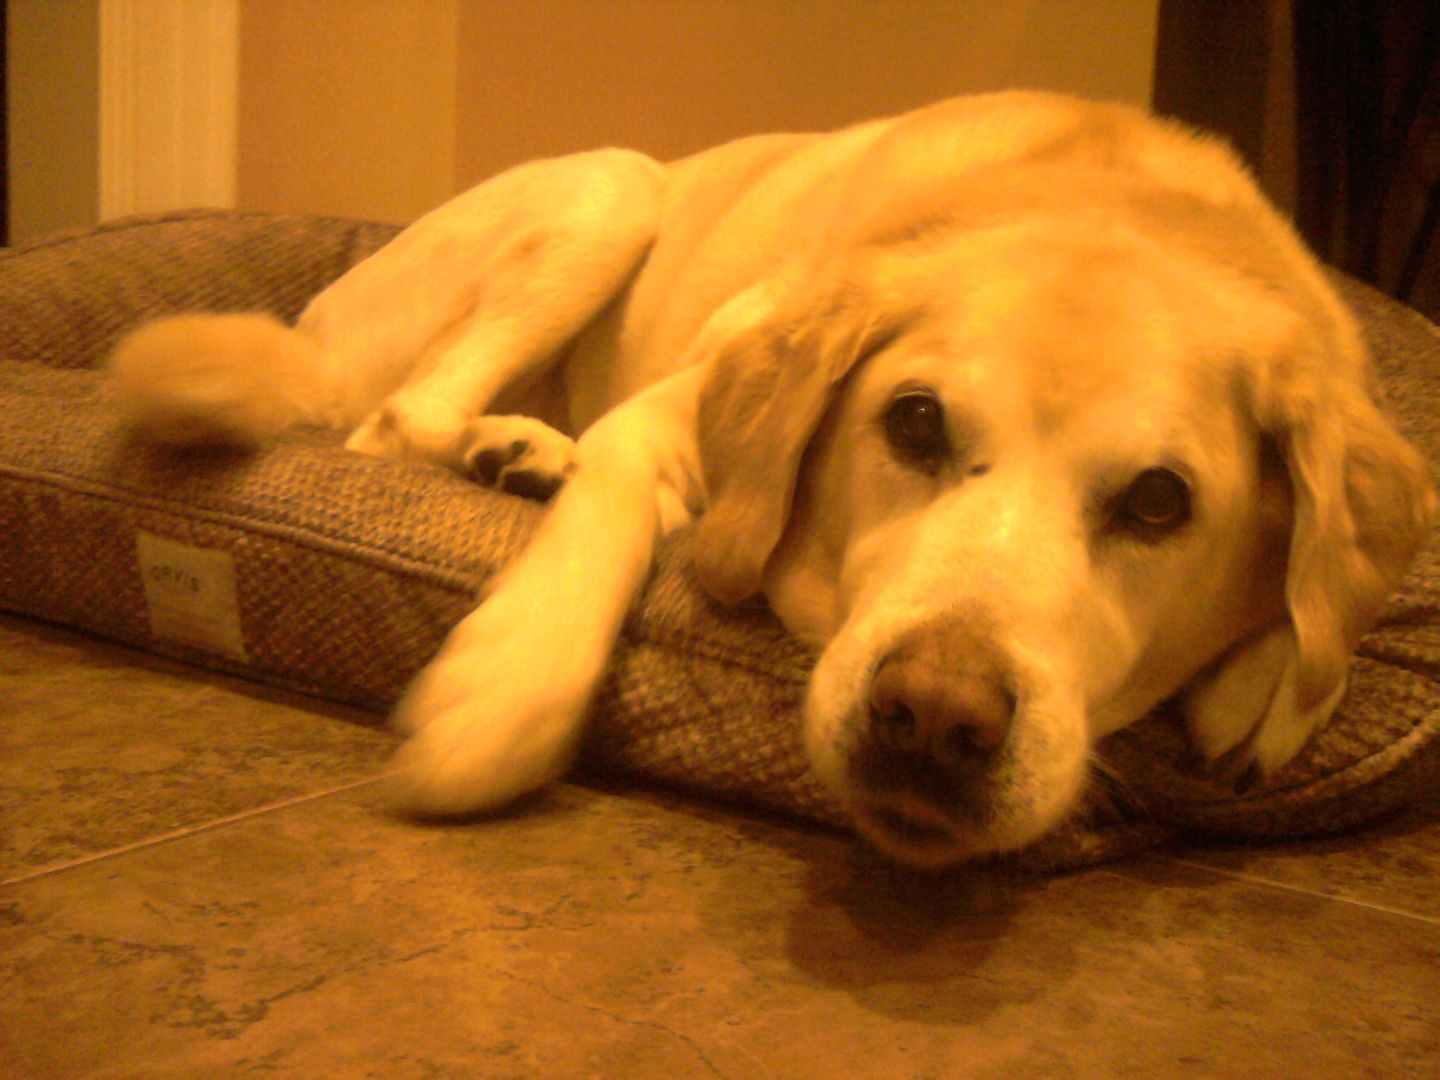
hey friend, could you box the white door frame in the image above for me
[98,0,239,221]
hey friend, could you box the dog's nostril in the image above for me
[945,682,1015,756]
[872,698,918,748]
[943,716,1002,759]
[869,664,920,748]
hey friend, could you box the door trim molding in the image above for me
[99,0,238,221]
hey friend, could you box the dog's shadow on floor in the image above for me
[715,806,1070,1027]
[749,746,1440,1026]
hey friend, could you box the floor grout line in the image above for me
[8,778,1438,931]
[1168,856,1440,927]
[1,775,385,888]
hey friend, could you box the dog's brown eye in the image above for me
[884,391,948,463]
[1118,467,1192,534]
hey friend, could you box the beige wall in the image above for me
[6,0,100,244]
[236,0,1156,224]
[7,1,1157,238]
[236,0,457,223]
[455,0,1158,188]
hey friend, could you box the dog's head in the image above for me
[690,163,1434,867]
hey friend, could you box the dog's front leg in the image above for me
[385,367,706,817]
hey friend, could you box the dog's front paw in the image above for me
[384,614,589,817]
[1183,625,1343,788]
[463,415,577,501]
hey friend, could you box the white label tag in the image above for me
[135,531,248,661]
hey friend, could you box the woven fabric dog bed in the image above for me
[2,209,1437,871]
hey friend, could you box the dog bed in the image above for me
[3,209,1437,872]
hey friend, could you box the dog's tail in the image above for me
[107,312,332,451]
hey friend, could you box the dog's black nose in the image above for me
[868,628,1016,760]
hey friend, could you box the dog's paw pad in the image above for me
[469,439,530,486]
[464,417,576,502]
[498,466,566,502]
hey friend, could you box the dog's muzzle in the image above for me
[848,620,1020,862]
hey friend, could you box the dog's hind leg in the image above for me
[337,149,666,474]
[107,150,663,459]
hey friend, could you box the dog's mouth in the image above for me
[844,729,1072,866]
[847,746,1000,865]
[852,793,979,866]
[809,671,1091,867]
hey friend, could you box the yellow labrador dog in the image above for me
[111,92,1434,867]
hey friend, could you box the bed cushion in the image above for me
[2,209,1436,872]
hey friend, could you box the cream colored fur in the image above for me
[110,312,327,449]
[107,92,1435,867]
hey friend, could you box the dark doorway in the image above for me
[1292,1,1439,320]
[1155,0,1439,321]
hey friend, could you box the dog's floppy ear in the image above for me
[1187,325,1435,775]
[692,258,911,604]
[1271,359,1434,714]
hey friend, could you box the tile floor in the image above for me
[2,612,1437,1078]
